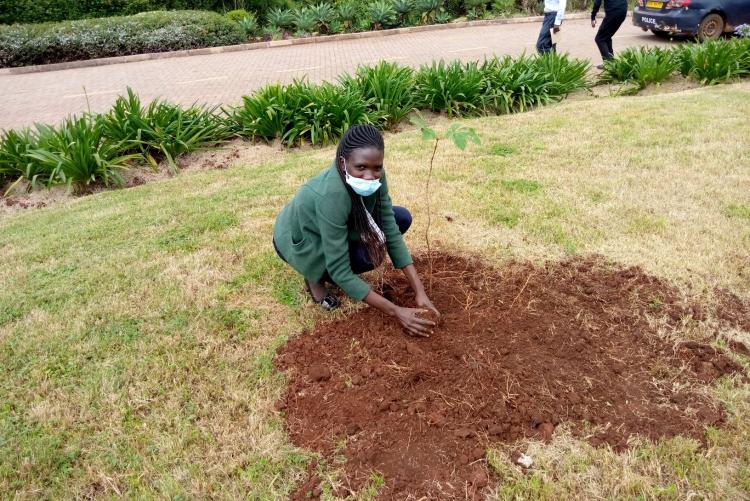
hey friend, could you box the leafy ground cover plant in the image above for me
[675,39,750,85]
[599,46,677,90]
[0,126,57,192]
[369,0,398,29]
[532,52,591,99]
[340,61,417,128]
[414,60,485,117]
[100,88,230,172]
[24,116,137,191]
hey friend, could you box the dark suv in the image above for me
[632,0,750,40]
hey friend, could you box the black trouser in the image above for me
[595,7,627,60]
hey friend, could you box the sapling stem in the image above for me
[425,137,439,294]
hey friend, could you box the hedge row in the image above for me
[0,0,288,25]
[0,53,590,191]
[0,11,246,68]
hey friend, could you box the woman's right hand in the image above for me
[393,306,436,337]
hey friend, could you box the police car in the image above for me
[632,0,750,40]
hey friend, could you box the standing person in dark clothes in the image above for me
[272,124,440,337]
[591,0,629,67]
[536,0,567,54]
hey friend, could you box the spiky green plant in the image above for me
[416,0,443,23]
[238,14,259,37]
[100,88,230,172]
[393,0,414,24]
[369,0,397,29]
[293,8,318,33]
[435,10,452,23]
[340,61,416,128]
[674,39,750,85]
[532,52,591,99]
[0,126,57,191]
[309,2,336,33]
[230,83,301,142]
[286,81,377,145]
[337,2,358,29]
[480,55,555,113]
[24,116,136,191]
[266,7,295,29]
[414,59,484,117]
[599,46,677,89]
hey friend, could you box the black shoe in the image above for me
[304,279,340,311]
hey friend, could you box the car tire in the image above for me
[697,13,724,41]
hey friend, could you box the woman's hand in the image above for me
[394,306,436,337]
[415,293,441,319]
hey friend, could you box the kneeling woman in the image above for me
[273,124,439,337]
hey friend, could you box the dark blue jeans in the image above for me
[536,12,558,54]
[273,206,412,278]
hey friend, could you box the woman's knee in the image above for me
[392,206,412,234]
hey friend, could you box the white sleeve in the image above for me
[555,0,567,25]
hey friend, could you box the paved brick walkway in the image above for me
[0,17,672,130]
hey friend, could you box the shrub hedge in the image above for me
[0,10,246,68]
[0,0,288,25]
[0,52,590,190]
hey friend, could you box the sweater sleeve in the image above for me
[317,193,371,301]
[378,174,413,269]
[591,0,602,19]
[555,0,567,25]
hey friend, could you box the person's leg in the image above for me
[595,19,613,60]
[349,243,375,275]
[607,10,627,57]
[392,206,412,235]
[536,12,556,54]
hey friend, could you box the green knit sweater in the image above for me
[273,163,413,300]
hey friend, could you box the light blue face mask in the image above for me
[343,159,381,197]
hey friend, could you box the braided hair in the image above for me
[335,124,386,267]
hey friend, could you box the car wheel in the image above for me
[697,13,724,41]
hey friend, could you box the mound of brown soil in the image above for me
[275,254,745,499]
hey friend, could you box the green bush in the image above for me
[0,127,56,189]
[340,61,416,128]
[599,46,677,89]
[0,0,291,25]
[25,116,137,190]
[231,81,376,145]
[225,9,250,22]
[416,0,443,24]
[337,2,358,29]
[266,7,295,29]
[0,11,246,68]
[480,55,553,113]
[414,59,484,117]
[369,0,397,29]
[237,12,259,36]
[99,88,231,172]
[675,39,750,85]
[293,8,318,33]
[309,2,336,33]
[532,52,591,98]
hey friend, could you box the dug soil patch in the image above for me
[275,254,745,499]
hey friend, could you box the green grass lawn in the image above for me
[1,82,749,499]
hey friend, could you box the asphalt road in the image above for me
[0,15,675,130]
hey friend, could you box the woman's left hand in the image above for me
[415,294,441,318]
